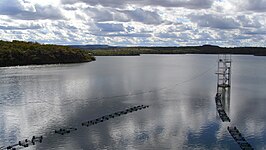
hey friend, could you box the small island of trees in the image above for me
[0,40,95,67]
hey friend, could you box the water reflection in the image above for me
[221,88,231,116]
[0,55,266,149]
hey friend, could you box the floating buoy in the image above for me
[55,128,77,135]
[7,146,12,149]
[227,126,254,150]
[81,105,150,128]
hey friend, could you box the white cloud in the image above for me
[0,0,265,46]
[0,0,65,20]
[227,0,266,12]
[189,13,240,29]
[61,0,214,9]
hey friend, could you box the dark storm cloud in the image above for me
[0,0,65,20]
[61,0,214,9]
[189,14,240,29]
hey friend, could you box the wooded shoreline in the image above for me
[1,40,266,67]
[0,40,95,67]
[85,45,266,56]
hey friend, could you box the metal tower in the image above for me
[216,54,232,92]
[215,54,232,120]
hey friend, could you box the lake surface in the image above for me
[0,55,265,150]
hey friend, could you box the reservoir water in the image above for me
[0,55,265,149]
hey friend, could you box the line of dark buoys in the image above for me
[215,93,230,122]
[82,105,149,127]
[54,127,78,135]
[5,136,43,150]
[227,127,254,150]
[2,105,150,150]
[215,94,253,149]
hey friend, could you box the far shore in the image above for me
[71,45,266,56]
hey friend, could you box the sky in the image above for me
[0,0,266,46]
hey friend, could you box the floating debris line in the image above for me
[215,93,230,122]
[227,127,254,150]
[54,127,77,135]
[214,55,254,149]
[82,105,149,127]
[5,136,43,150]
[1,105,150,150]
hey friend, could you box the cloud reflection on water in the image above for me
[0,55,265,149]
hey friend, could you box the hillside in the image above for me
[69,44,115,49]
[0,40,95,67]
[86,45,266,56]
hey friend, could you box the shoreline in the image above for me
[0,40,96,67]
[87,45,266,56]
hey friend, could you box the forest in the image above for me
[87,45,266,56]
[1,40,265,67]
[0,40,95,67]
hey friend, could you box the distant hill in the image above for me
[69,44,118,50]
[0,40,95,67]
[82,44,266,56]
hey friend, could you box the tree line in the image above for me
[0,40,95,67]
[89,45,266,56]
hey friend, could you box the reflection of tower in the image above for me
[216,54,231,114]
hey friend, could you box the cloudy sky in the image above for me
[0,0,265,46]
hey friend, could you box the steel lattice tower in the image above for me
[216,54,232,92]
[216,54,232,115]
